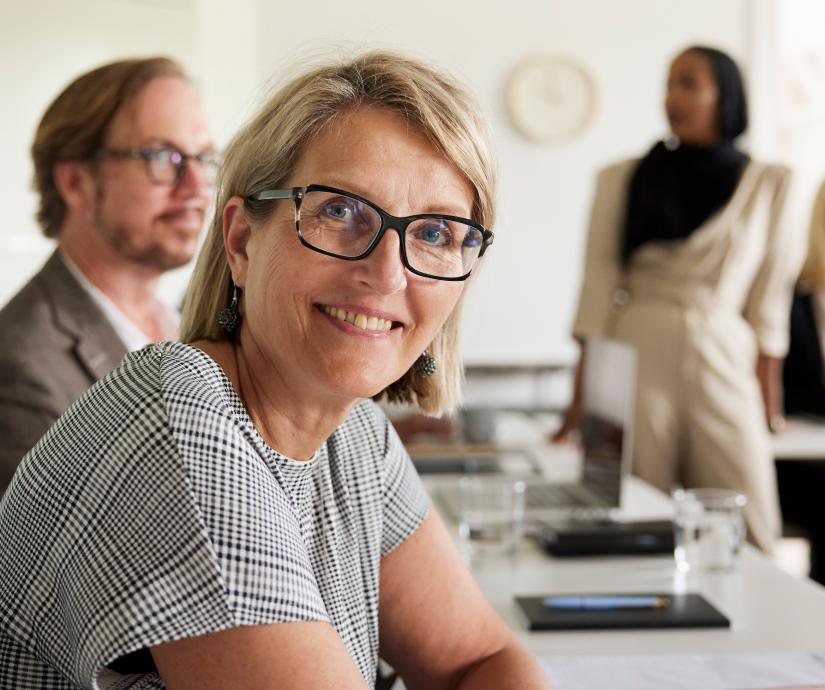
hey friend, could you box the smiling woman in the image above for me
[0,52,551,690]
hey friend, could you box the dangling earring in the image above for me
[218,284,241,334]
[414,350,437,377]
[664,134,680,151]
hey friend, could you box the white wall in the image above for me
[0,0,261,307]
[775,0,825,231]
[0,0,767,366]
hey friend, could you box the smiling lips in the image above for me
[322,305,395,332]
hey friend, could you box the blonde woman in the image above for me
[0,52,549,689]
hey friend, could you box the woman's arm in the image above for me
[552,342,586,443]
[558,163,636,445]
[743,168,806,370]
[378,510,551,690]
[756,352,786,432]
[151,620,370,689]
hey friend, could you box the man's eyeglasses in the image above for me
[91,146,220,186]
[247,184,494,281]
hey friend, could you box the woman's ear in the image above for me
[223,197,252,288]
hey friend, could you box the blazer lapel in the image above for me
[40,252,128,381]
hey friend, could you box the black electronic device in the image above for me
[539,519,675,556]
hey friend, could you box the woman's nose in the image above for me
[355,228,407,294]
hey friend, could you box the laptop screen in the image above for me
[579,340,637,505]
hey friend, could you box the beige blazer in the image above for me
[573,158,803,358]
[0,251,127,491]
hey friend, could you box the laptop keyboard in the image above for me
[526,483,583,509]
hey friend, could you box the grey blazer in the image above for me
[0,251,127,491]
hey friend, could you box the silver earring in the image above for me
[218,284,241,333]
[414,350,437,377]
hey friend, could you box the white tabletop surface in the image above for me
[771,415,825,460]
[424,474,825,657]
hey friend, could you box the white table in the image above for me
[424,475,825,656]
[772,415,825,461]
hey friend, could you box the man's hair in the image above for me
[180,50,497,415]
[31,57,188,238]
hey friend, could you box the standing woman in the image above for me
[557,46,804,552]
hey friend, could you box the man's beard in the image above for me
[93,195,196,273]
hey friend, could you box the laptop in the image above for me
[522,338,637,522]
[432,339,636,523]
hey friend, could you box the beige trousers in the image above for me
[610,287,780,553]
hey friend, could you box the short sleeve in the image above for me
[571,161,637,340]
[0,357,229,689]
[380,413,430,556]
[0,345,329,690]
[743,166,807,356]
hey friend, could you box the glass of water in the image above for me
[457,476,526,557]
[672,488,747,573]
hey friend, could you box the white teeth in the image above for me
[322,306,393,332]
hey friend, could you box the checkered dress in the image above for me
[0,342,429,689]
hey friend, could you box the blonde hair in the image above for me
[799,179,825,290]
[31,57,187,238]
[180,50,497,415]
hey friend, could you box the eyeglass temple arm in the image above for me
[251,189,299,201]
[480,230,494,254]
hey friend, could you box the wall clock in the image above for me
[506,56,597,144]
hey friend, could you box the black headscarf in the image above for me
[622,46,750,263]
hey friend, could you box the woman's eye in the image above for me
[418,222,450,246]
[323,202,354,220]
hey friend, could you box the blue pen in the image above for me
[543,595,670,610]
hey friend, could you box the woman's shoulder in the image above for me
[598,157,641,175]
[9,342,241,504]
[745,159,792,184]
[114,341,238,418]
[594,157,640,191]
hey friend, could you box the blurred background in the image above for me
[3,0,825,372]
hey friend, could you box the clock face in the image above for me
[506,57,597,144]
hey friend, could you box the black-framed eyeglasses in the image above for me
[247,184,494,281]
[91,146,220,185]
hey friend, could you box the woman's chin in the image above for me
[322,362,408,402]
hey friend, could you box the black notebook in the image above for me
[515,592,730,631]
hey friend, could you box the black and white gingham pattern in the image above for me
[0,342,429,689]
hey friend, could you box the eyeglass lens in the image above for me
[147,148,219,185]
[297,190,483,279]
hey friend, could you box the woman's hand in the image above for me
[551,401,582,443]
